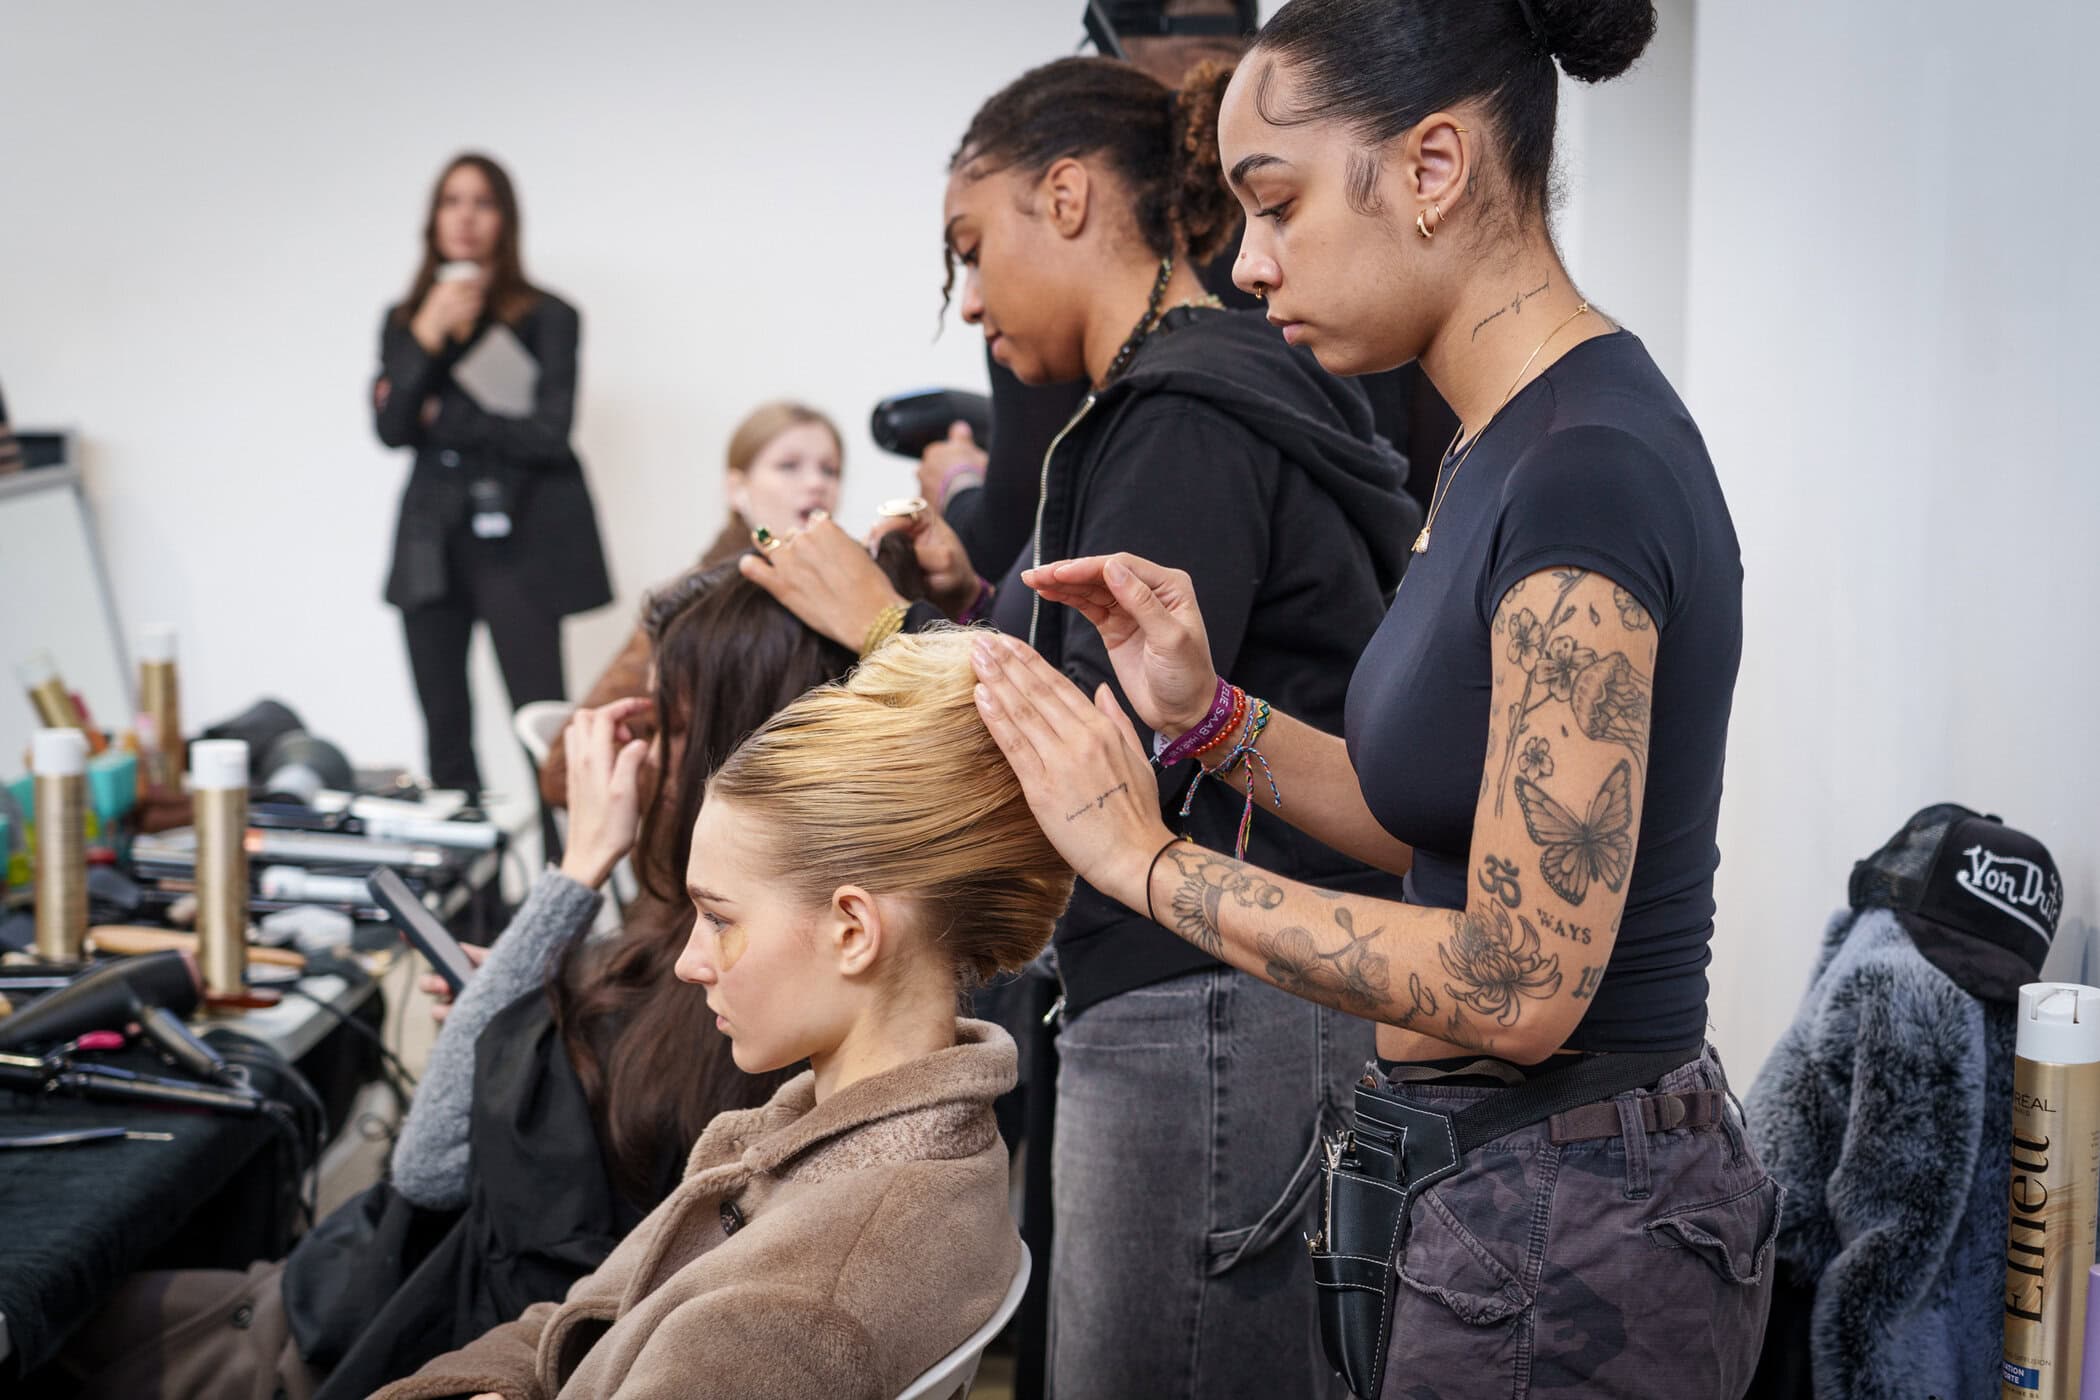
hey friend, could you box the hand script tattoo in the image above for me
[1440,903,1563,1026]
[1065,783,1128,823]
[1492,572,1654,816]
[1160,844,1284,957]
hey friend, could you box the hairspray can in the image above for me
[18,651,83,732]
[2002,982,2100,1398]
[137,625,183,791]
[191,739,250,998]
[31,728,89,963]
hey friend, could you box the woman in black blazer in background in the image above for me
[373,152,611,794]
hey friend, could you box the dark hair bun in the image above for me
[1533,0,1657,83]
[1171,59,1240,265]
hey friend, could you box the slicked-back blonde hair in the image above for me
[707,630,1074,983]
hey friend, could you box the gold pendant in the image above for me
[1411,527,1430,554]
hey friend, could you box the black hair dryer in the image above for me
[0,949,235,1083]
[870,389,992,459]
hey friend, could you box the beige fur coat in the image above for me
[371,1020,1020,1400]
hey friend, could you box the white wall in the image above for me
[1683,0,2100,1074]
[0,0,1083,808]
[1556,0,1697,386]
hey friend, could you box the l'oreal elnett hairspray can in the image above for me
[2002,982,2100,1399]
[31,728,89,963]
[137,624,183,791]
[190,739,250,998]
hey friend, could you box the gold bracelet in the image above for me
[861,603,908,657]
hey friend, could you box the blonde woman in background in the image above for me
[541,401,843,809]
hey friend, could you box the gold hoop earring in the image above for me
[1416,210,1433,240]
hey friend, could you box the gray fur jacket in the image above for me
[1745,908,2016,1400]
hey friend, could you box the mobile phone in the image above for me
[367,867,479,994]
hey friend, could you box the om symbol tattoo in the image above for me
[1477,854,1524,909]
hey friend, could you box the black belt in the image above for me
[1310,1046,1702,1398]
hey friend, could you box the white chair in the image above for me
[894,1243,1031,1400]
[514,700,574,767]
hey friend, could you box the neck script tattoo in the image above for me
[1471,280,1552,342]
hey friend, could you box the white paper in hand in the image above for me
[451,323,539,417]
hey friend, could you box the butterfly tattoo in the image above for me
[1512,760,1634,906]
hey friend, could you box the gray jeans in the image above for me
[1050,967,1375,1400]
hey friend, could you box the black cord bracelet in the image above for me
[1144,835,1190,927]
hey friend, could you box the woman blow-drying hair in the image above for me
[377,629,1074,1400]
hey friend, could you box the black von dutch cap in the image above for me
[1850,804,2063,1003]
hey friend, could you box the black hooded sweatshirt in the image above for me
[970,305,1421,1016]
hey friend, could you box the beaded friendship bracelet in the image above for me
[1155,679,1283,861]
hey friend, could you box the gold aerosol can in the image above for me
[190,739,250,998]
[137,625,183,791]
[2003,982,2100,1399]
[31,728,89,962]
[18,651,83,732]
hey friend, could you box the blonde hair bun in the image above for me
[709,629,1075,983]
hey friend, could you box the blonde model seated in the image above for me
[375,629,1072,1400]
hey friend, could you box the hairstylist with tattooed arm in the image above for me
[972,3,1777,1398]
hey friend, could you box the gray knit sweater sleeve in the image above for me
[388,867,605,1210]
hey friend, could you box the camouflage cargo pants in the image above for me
[1376,1045,1779,1399]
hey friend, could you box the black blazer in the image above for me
[373,291,613,616]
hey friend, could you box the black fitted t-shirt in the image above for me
[1344,331,1742,1052]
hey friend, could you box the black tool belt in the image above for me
[1310,1047,1701,1398]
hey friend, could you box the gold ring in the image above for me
[750,526,780,552]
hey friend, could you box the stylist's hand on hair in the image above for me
[1025,553,1220,737]
[557,697,654,890]
[971,633,1172,910]
[867,506,981,617]
[739,512,908,653]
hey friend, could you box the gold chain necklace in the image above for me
[1412,301,1591,555]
